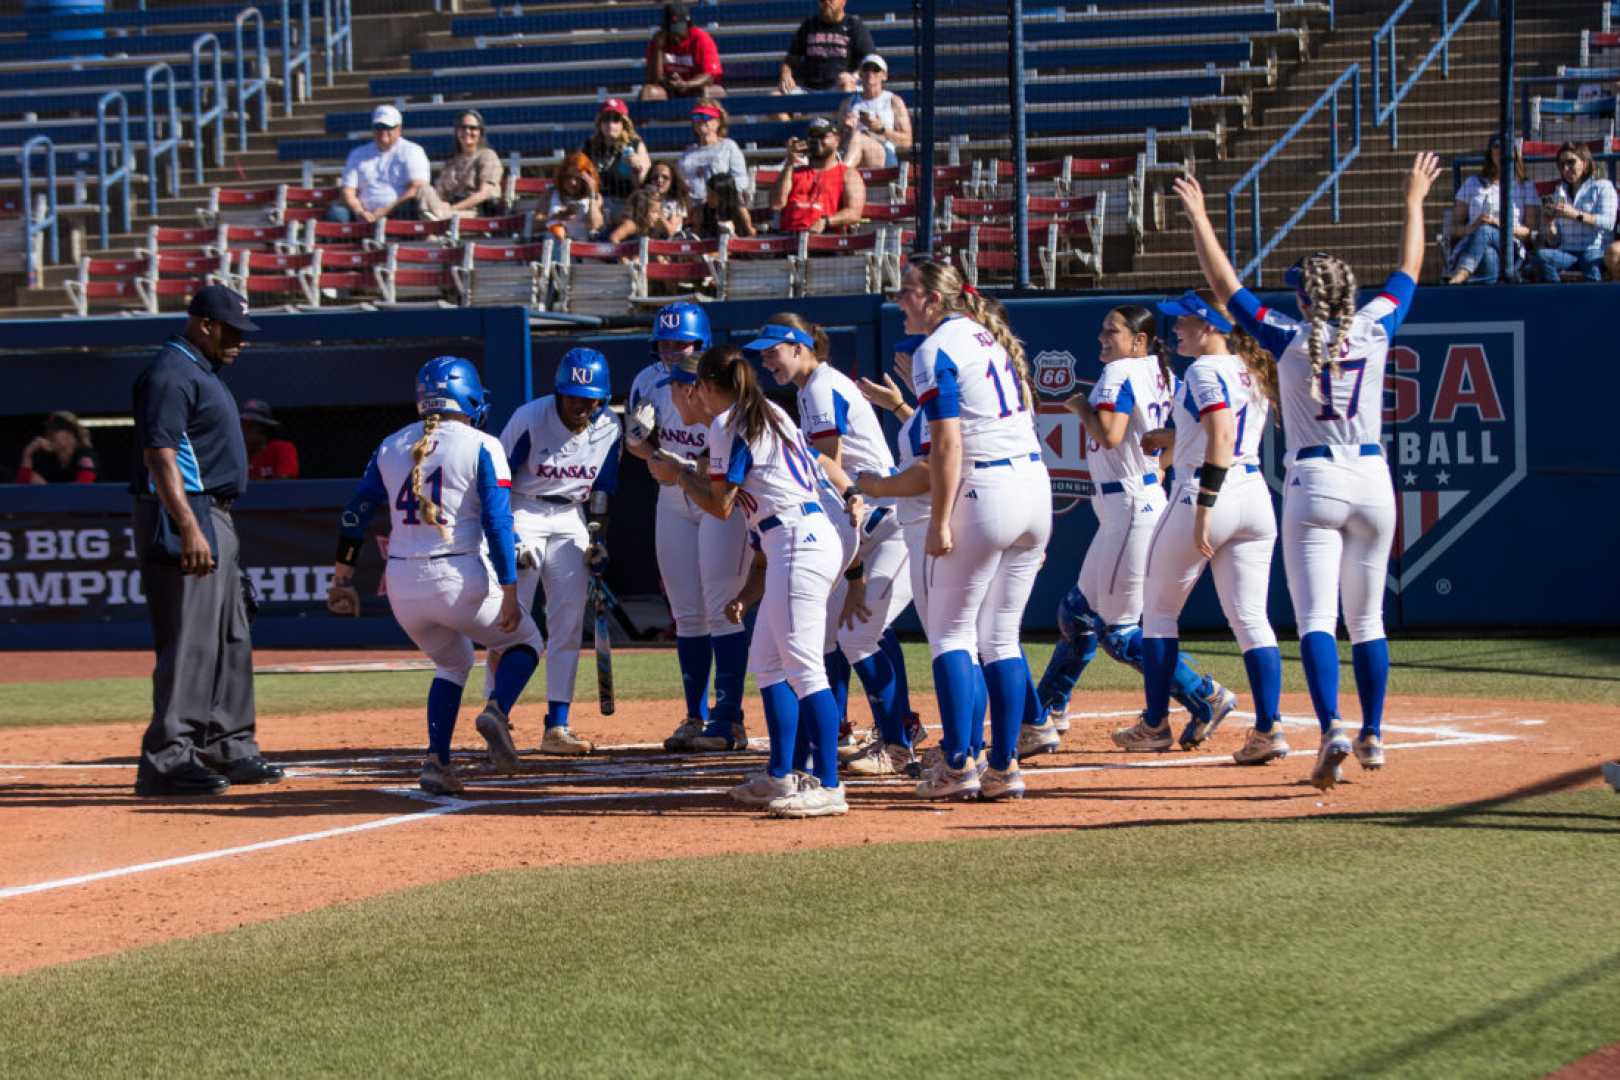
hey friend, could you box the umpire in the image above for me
[131,285,285,797]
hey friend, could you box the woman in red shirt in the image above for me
[240,399,300,480]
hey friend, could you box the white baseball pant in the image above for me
[387,554,544,686]
[1078,483,1167,626]
[656,488,753,640]
[1143,474,1278,652]
[1282,457,1396,643]
[750,510,844,697]
[512,498,591,705]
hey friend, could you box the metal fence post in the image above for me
[1499,0,1518,281]
[1009,0,1030,290]
[914,0,935,255]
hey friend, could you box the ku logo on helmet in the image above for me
[571,367,594,384]
[659,312,682,329]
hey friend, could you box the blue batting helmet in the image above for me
[555,347,611,401]
[652,301,711,350]
[416,355,490,428]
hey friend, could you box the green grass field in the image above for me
[4,789,1617,1078]
[4,637,1617,729]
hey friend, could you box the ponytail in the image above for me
[911,259,1033,409]
[696,346,792,448]
[410,412,451,540]
[1111,304,1172,392]
[1299,253,1358,403]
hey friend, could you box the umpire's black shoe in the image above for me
[134,762,231,797]
[221,755,285,785]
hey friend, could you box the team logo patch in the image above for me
[1262,322,1525,593]
[1033,350,1077,397]
[1035,376,1096,516]
[658,312,682,330]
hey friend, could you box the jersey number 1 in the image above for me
[985,358,1026,418]
[396,467,444,525]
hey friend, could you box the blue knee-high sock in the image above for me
[1110,622,1208,717]
[931,649,977,769]
[759,680,799,779]
[1351,638,1390,738]
[1022,656,1041,727]
[852,650,903,744]
[801,688,843,788]
[546,701,570,729]
[982,657,1028,771]
[489,644,538,716]
[1140,638,1178,726]
[427,677,465,764]
[794,701,813,772]
[674,634,713,721]
[1298,631,1341,732]
[970,662,988,757]
[709,630,750,727]
[824,649,851,721]
[879,628,913,720]
[1243,646,1284,733]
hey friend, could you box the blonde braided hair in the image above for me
[1299,254,1358,404]
[912,260,1033,410]
[409,412,451,541]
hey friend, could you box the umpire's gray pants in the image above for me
[136,500,261,777]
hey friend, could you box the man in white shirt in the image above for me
[329,105,431,223]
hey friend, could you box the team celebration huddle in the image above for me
[330,152,1445,820]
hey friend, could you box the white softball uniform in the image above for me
[499,395,621,704]
[1077,355,1173,626]
[797,363,911,663]
[1142,353,1277,652]
[354,420,542,685]
[708,403,843,697]
[629,359,751,640]
[895,408,933,628]
[912,316,1053,661]
[1230,273,1411,642]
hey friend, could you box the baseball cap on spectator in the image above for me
[858,54,887,72]
[806,116,836,138]
[665,2,691,31]
[239,399,281,429]
[599,98,631,119]
[188,284,260,332]
[690,103,724,120]
[371,104,402,129]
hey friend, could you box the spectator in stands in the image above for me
[582,100,652,223]
[777,0,875,94]
[418,110,504,221]
[239,399,299,481]
[544,152,606,242]
[692,172,756,239]
[329,105,430,224]
[679,101,750,203]
[837,54,910,169]
[771,116,866,233]
[642,3,724,102]
[1529,141,1617,283]
[609,187,675,245]
[1446,134,1536,286]
[15,411,97,484]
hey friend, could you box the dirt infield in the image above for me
[0,649,430,684]
[2,686,1614,978]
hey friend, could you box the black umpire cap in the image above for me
[188,284,260,332]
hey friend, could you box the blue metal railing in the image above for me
[1227,64,1361,286]
[143,62,182,216]
[282,0,312,119]
[191,32,226,183]
[322,0,352,88]
[1372,0,1481,148]
[96,91,133,249]
[20,136,59,287]
[1518,72,1619,137]
[235,6,270,151]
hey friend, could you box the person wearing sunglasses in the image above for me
[330,104,430,225]
[1529,141,1616,283]
[418,110,504,221]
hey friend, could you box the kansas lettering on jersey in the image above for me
[797,363,896,477]
[500,395,622,504]
[706,402,822,529]
[911,315,1041,462]
[629,360,708,460]
[893,407,932,527]
[1228,272,1414,459]
[1169,354,1271,477]
[1089,355,1172,490]
[340,419,518,583]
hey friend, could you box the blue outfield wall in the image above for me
[0,287,1612,648]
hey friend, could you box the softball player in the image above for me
[1173,152,1442,788]
[898,260,1052,802]
[1022,306,1235,757]
[656,345,861,819]
[1123,291,1283,760]
[626,303,753,752]
[749,314,920,777]
[333,356,544,796]
[497,347,621,756]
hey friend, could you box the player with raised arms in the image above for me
[657,344,864,818]
[495,347,622,756]
[626,303,753,752]
[1021,306,1236,757]
[330,357,544,796]
[901,260,1052,802]
[1172,152,1442,787]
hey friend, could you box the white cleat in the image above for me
[767,775,849,818]
[1310,725,1352,791]
[1050,708,1071,735]
[1111,715,1173,752]
[1179,681,1239,750]
[1353,732,1385,771]
[474,701,521,772]
[730,770,799,807]
[843,741,915,777]
[538,725,594,757]
[915,754,983,800]
[1016,718,1062,758]
[419,755,465,796]
[979,763,1026,801]
[1232,726,1291,766]
[691,723,750,752]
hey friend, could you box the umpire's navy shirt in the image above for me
[129,335,249,499]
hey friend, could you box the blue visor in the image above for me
[744,323,815,352]
[1156,290,1233,334]
[668,366,698,385]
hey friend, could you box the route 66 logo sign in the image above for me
[1033,350,1076,398]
